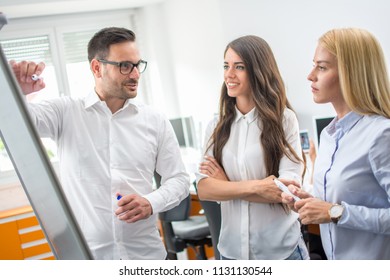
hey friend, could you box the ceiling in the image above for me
[1,0,164,19]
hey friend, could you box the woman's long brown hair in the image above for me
[208,35,302,179]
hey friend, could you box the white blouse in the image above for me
[197,107,303,259]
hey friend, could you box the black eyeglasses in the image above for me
[97,59,147,74]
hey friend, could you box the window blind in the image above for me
[63,30,97,63]
[0,35,53,64]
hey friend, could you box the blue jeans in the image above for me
[285,236,310,260]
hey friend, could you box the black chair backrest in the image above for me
[154,171,191,222]
[159,194,191,222]
[199,200,221,260]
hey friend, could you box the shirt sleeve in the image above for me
[338,127,390,235]
[28,99,66,141]
[278,108,304,184]
[195,118,218,185]
[143,116,190,214]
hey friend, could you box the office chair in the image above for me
[198,199,221,260]
[155,172,212,260]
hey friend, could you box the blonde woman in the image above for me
[283,28,390,260]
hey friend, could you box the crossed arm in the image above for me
[197,156,298,204]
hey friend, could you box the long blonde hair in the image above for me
[319,28,390,118]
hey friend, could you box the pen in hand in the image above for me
[116,194,130,218]
[31,74,42,81]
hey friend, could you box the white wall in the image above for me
[141,0,226,146]
[144,0,390,140]
[218,0,390,137]
[162,0,225,124]
[137,3,180,115]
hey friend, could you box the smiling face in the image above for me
[307,44,346,110]
[94,41,141,102]
[224,47,252,101]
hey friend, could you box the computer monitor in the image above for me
[169,116,197,148]
[313,116,335,148]
[169,118,186,147]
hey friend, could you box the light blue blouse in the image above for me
[313,111,390,259]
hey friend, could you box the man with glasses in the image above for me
[10,27,190,259]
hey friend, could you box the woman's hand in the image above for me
[199,156,229,181]
[295,198,333,224]
[252,175,282,202]
[280,180,312,212]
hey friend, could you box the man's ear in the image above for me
[90,59,102,78]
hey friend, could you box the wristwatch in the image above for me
[328,204,344,224]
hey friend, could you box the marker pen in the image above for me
[31,74,42,81]
[274,178,301,201]
[117,195,122,200]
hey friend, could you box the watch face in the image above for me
[330,205,343,217]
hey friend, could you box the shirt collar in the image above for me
[234,106,257,124]
[84,90,101,109]
[84,90,139,112]
[327,111,363,136]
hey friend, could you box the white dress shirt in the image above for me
[28,91,190,259]
[196,107,303,259]
[314,112,390,259]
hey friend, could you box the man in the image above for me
[10,27,189,259]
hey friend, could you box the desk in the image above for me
[0,206,54,260]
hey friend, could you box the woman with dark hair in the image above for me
[196,35,308,260]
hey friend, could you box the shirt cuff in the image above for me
[195,171,209,185]
[338,201,349,225]
[143,191,165,215]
